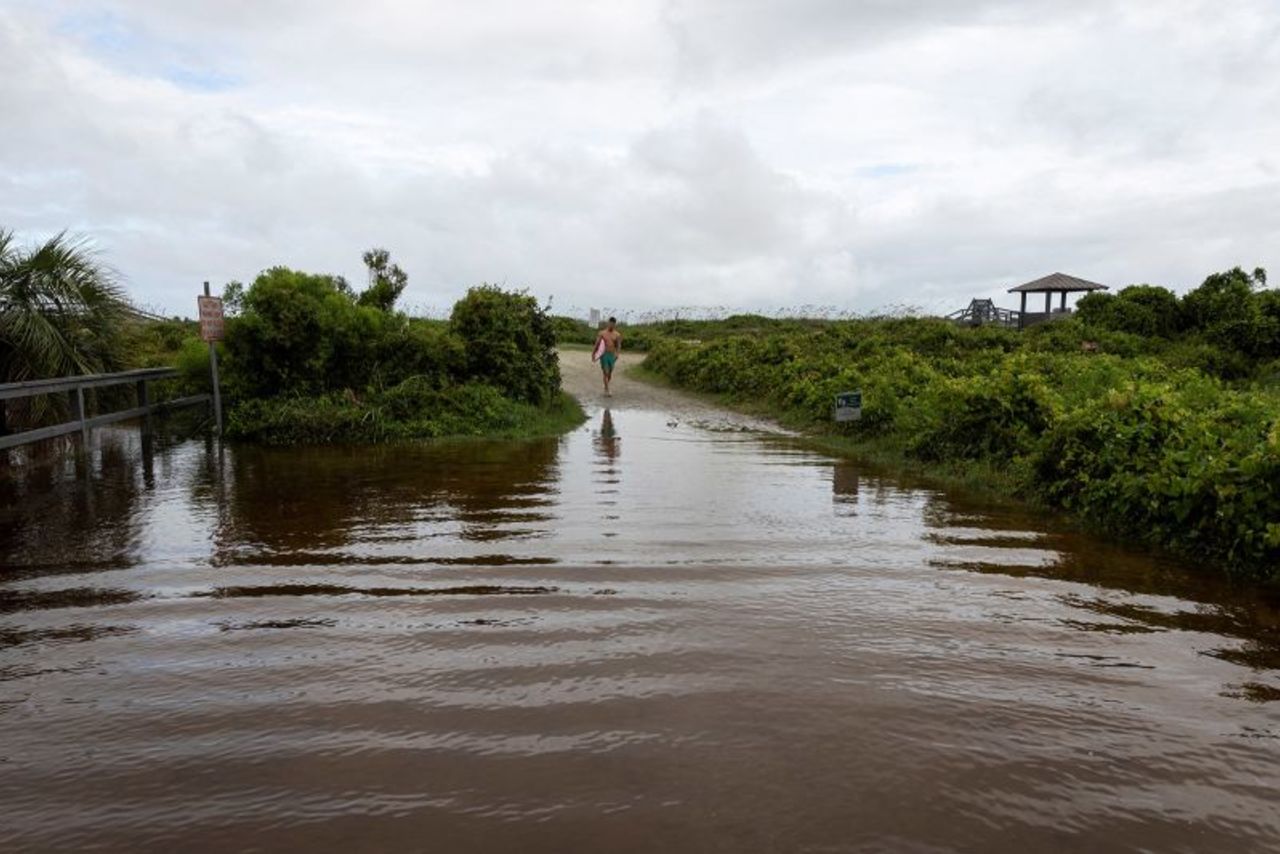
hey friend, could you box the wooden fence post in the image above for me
[68,385,89,445]
[136,378,152,435]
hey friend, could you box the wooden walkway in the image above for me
[946,298,1021,328]
[0,368,209,451]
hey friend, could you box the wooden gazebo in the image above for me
[1009,272,1108,328]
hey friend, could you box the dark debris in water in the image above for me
[1053,652,1155,669]
[0,623,136,649]
[0,588,144,614]
[216,618,338,632]
[1221,682,1280,703]
[194,584,559,599]
[1059,619,1161,635]
[1200,645,1280,670]
[218,553,561,568]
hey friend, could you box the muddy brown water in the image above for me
[2,366,1279,852]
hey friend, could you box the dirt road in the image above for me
[557,346,782,431]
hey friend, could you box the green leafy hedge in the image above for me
[211,267,570,442]
[228,384,583,445]
[645,317,1280,580]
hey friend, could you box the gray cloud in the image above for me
[661,0,1107,84]
[1,0,1277,316]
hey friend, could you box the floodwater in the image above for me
[2,402,1279,853]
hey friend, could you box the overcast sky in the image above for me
[2,0,1278,317]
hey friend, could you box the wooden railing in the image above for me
[946,300,1021,328]
[0,368,209,451]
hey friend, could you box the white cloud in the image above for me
[1,0,1278,316]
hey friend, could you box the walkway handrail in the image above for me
[0,367,178,400]
[0,367,208,452]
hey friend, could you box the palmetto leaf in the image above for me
[0,227,129,400]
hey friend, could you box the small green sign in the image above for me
[834,390,862,422]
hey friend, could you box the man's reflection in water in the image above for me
[593,410,621,522]
[594,409,619,464]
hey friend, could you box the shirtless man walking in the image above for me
[594,317,623,396]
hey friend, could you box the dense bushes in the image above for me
[1076,285,1182,338]
[646,315,1280,580]
[450,286,559,405]
[1076,267,1279,369]
[223,267,405,399]
[551,316,597,347]
[227,382,582,445]
[216,265,572,443]
[1036,378,1280,567]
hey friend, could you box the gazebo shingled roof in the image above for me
[1007,272,1108,294]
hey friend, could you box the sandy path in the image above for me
[557,347,784,432]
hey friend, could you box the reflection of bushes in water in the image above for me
[646,314,1280,581]
[217,434,562,552]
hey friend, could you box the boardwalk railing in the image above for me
[946,299,1021,329]
[0,368,209,451]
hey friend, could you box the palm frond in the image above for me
[0,228,130,391]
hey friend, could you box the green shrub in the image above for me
[449,285,559,405]
[908,367,1055,461]
[1034,379,1280,570]
[227,382,582,445]
[223,267,387,398]
[121,318,198,367]
[1160,338,1254,381]
[174,337,215,394]
[1077,285,1182,338]
[1180,267,1277,359]
[215,268,576,444]
[370,319,464,391]
[551,315,596,346]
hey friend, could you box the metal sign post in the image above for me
[199,282,225,436]
[834,390,862,423]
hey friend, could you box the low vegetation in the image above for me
[643,268,1280,581]
[212,261,577,443]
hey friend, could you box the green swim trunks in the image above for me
[600,352,618,371]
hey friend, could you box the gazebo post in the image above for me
[1019,292,1027,329]
[1060,291,1067,311]
[1044,292,1051,314]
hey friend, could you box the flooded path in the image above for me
[2,355,1279,852]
